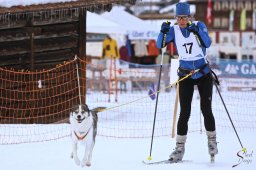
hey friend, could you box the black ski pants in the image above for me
[177,73,216,135]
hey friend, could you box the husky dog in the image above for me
[69,104,104,167]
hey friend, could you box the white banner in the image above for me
[127,30,159,40]
[170,59,179,84]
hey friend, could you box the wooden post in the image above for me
[78,8,86,104]
[24,17,35,71]
[172,84,179,138]
[79,8,85,57]
[26,27,42,70]
[29,31,35,70]
[23,26,35,71]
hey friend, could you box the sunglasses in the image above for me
[176,16,190,21]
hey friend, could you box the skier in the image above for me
[156,2,218,162]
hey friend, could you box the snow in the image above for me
[0,91,255,170]
[0,0,78,8]
[0,80,255,170]
[0,131,255,170]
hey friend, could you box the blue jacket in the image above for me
[156,21,211,79]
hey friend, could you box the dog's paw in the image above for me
[81,161,91,167]
[74,158,80,166]
[86,162,91,167]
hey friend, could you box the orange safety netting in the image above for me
[1,57,256,145]
[0,59,81,124]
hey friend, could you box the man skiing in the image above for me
[156,2,218,162]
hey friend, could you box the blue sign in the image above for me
[218,60,256,78]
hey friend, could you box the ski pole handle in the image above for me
[161,21,170,48]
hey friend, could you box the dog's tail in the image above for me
[91,107,107,114]
[91,107,106,124]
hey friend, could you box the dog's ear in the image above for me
[85,104,90,112]
[71,104,79,112]
[91,107,106,114]
[80,104,90,112]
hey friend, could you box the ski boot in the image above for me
[207,131,218,163]
[169,135,187,163]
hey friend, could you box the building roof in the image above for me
[0,0,136,14]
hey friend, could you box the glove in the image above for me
[161,21,171,34]
[148,83,156,100]
[187,21,199,33]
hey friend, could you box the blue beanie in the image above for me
[176,2,190,16]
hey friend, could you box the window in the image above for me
[213,17,229,29]
[221,18,229,28]
[246,18,252,29]
[249,55,253,60]
[242,55,247,60]
[213,18,221,28]
[223,36,228,43]
[229,54,237,60]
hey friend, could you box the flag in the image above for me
[148,83,156,100]
[229,10,234,31]
[206,0,212,25]
[240,9,246,31]
[253,9,256,30]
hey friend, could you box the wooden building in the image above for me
[0,0,136,70]
[0,0,137,124]
[188,0,256,31]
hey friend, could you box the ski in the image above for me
[142,159,187,165]
[143,156,214,165]
[142,159,173,165]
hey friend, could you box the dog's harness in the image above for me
[73,125,92,141]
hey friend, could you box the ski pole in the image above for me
[147,25,169,160]
[210,69,245,150]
